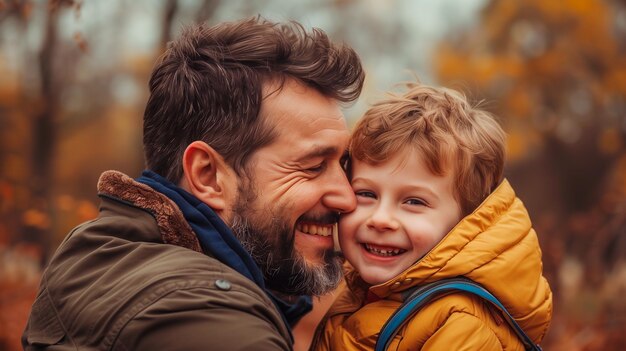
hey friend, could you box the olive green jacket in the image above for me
[22,171,292,351]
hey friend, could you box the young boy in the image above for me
[310,82,552,350]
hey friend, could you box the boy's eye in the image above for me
[355,190,376,199]
[405,198,426,206]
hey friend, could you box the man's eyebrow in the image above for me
[296,145,341,162]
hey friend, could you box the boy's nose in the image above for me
[366,204,399,232]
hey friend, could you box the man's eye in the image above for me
[306,163,325,173]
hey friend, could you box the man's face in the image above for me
[230,79,356,296]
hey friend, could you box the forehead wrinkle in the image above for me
[274,112,347,138]
[308,112,346,125]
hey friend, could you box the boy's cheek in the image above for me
[338,213,357,236]
[337,218,355,246]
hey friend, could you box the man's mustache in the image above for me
[297,212,340,225]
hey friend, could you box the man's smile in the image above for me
[296,222,334,237]
[293,214,340,257]
[295,211,340,238]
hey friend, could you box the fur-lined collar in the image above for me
[97,170,202,253]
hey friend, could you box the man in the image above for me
[22,17,364,350]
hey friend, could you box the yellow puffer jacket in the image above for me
[311,179,552,351]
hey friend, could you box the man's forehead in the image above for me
[260,80,347,133]
[268,107,346,127]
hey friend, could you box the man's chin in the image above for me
[264,241,343,296]
[294,230,336,264]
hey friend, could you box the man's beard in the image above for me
[230,182,343,296]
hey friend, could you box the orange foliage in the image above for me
[435,0,626,349]
[0,244,42,351]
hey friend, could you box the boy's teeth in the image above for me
[364,244,405,257]
[296,223,333,237]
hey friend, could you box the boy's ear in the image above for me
[181,141,236,216]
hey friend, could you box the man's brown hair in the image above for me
[143,16,365,182]
[350,81,506,215]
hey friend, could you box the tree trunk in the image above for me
[23,5,61,265]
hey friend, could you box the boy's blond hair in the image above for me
[350,82,506,215]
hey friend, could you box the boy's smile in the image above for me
[363,243,406,257]
[339,148,463,286]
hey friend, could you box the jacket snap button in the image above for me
[215,279,232,291]
[403,278,413,284]
[391,282,402,289]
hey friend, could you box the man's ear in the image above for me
[181,141,236,216]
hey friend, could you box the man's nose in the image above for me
[322,165,356,213]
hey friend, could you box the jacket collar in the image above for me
[97,170,202,252]
[136,170,266,287]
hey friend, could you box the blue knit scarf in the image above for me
[136,170,312,333]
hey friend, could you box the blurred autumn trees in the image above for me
[1,0,625,350]
[436,0,626,349]
[0,0,219,348]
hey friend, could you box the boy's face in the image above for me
[338,149,462,286]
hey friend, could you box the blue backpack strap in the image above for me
[374,277,542,351]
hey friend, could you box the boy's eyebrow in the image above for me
[403,184,439,200]
[351,177,440,199]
